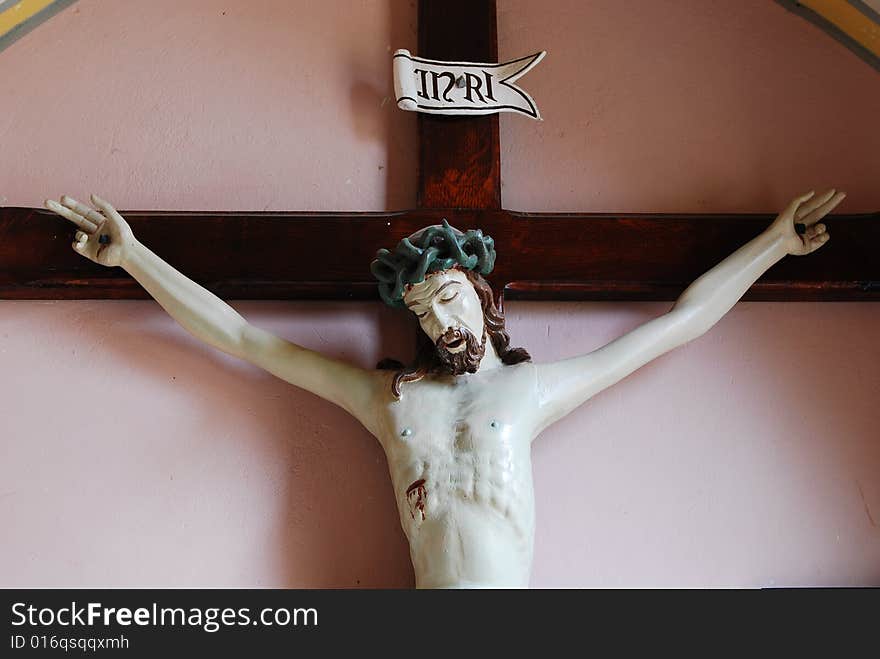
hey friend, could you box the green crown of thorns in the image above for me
[370,219,496,308]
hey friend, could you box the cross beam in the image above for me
[1,0,878,302]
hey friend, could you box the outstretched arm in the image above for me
[44,194,386,434]
[533,189,846,433]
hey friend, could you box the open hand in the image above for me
[769,189,846,257]
[44,194,136,267]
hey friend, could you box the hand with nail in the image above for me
[768,189,846,257]
[43,194,136,267]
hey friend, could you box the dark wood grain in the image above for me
[417,0,501,210]
[2,207,877,301]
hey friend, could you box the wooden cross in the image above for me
[1,0,878,303]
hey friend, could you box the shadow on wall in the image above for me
[348,0,418,210]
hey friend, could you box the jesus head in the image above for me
[404,267,487,375]
[372,221,530,397]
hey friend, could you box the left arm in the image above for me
[533,188,846,432]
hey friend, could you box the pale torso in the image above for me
[374,362,541,588]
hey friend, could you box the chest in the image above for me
[379,364,538,463]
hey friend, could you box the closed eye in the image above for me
[439,290,459,304]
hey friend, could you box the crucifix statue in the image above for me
[4,0,877,588]
[42,187,844,588]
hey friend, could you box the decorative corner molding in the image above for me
[0,0,79,55]
[775,0,880,72]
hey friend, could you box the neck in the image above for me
[475,336,503,373]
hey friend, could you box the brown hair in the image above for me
[377,269,531,398]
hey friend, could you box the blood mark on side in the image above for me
[406,479,427,520]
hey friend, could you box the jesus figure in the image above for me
[44,188,844,588]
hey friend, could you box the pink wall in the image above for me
[0,0,417,210]
[1,0,878,587]
[499,0,880,213]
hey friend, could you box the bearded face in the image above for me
[403,269,488,375]
[435,326,487,375]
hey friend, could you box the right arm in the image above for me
[45,194,386,433]
[531,188,845,434]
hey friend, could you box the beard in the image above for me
[435,327,486,376]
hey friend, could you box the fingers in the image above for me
[809,231,830,251]
[796,222,830,254]
[798,191,846,227]
[44,199,98,233]
[795,189,836,221]
[804,223,826,240]
[89,193,124,222]
[61,195,106,228]
[72,230,89,252]
[784,190,815,217]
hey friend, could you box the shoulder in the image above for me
[490,360,539,396]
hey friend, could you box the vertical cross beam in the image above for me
[417,0,501,209]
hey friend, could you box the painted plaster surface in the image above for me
[498,0,880,213]
[0,0,417,211]
[1,0,878,586]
